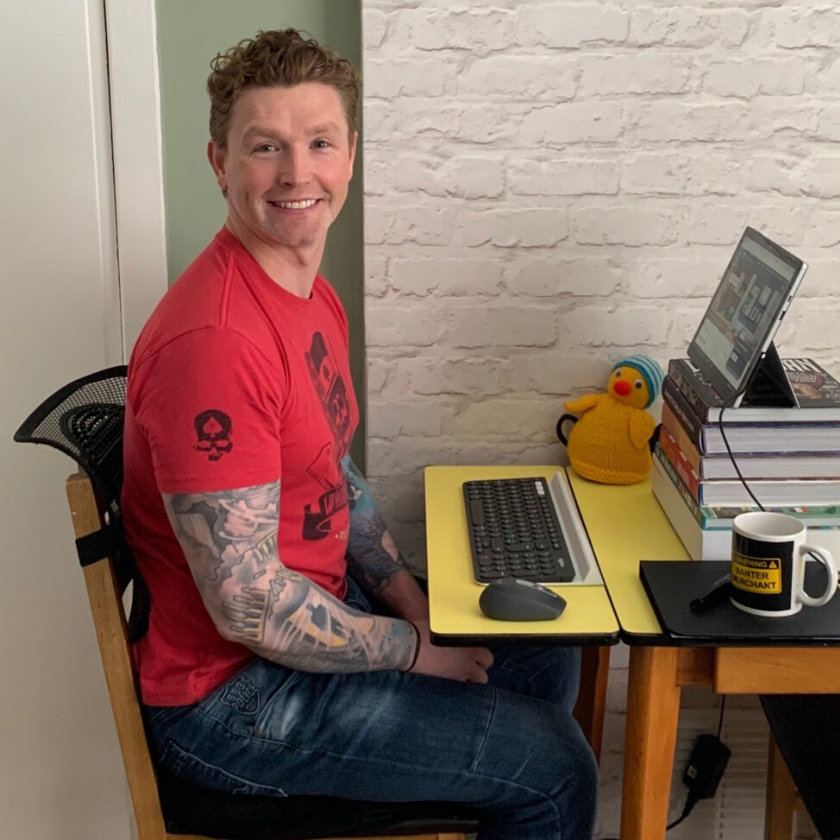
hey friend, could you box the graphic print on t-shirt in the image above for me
[302,443,347,541]
[193,409,233,461]
[305,331,353,455]
[302,332,352,542]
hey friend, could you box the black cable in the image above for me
[717,694,727,740]
[717,403,765,511]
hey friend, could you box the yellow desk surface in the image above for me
[565,469,690,638]
[425,465,620,645]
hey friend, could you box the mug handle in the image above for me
[798,545,839,607]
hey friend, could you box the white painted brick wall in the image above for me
[361,3,839,837]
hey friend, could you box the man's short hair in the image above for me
[207,28,361,149]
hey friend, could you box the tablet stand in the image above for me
[739,342,799,408]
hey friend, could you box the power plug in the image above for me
[683,734,731,800]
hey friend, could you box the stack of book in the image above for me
[652,357,840,559]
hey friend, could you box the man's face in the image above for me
[208,82,356,256]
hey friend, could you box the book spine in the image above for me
[653,445,706,524]
[657,425,701,498]
[667,360,715,422]
[662,377,706,450]
[659,421,702,473]
[661,401,702,462]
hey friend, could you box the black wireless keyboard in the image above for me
[463,477,575,584]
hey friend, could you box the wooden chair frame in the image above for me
[67,470,468,840]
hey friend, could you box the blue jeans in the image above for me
[145,579,597,840]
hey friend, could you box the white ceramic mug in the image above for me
[730,511,838,618]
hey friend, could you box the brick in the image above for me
[364,202,390,246]
[387,205,460,246]
[362,10,388,48]
[685,206,754,245]
[366,302,445,347]
[621,154,690,196]
[635,102,754,143]
[390,257,505,296]
[573,205,678,247]
[364,250,390,298]
[510,352,611,395]
[457,207,570,247]
[519,4,629,47]
[459,56,577,100]
[365,357,390,395]
[702,59,807,97]
[559,304,671,347]
[801,157,840,199]
[521,102,625,144]
[757,7,840,49]
[451,398,562,437]
[396,7,516,52]
[510,257,621,297]
[630,8,749,47]
[580,55,692,96]
[366,401,452,438]
[444,157,506,200]
[447,303,557,348]
[406,357,511,396]
[509,158,621,197]
[630,254,730,299]
[363,59,449,98]
[804,220,840,248]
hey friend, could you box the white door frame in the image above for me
[104,0,168,356]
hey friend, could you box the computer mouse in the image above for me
[478,578,567,622]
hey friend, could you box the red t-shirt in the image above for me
[122,228,359,706]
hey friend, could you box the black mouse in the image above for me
[478,578,567,621]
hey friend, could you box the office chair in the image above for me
[15,366,478,840]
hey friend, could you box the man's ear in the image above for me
[348,131,358,179]
[207,141,228,195]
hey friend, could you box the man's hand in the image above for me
[408,619,493,683]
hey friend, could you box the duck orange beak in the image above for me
[613,380,631,397]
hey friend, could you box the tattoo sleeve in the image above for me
[342,455,410,597]
[162,481,416,673]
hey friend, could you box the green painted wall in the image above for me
[155,0,365,468]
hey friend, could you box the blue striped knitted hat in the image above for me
[612,355,664,407]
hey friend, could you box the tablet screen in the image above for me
[687,227,806,408]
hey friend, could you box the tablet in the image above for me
[687,227,807,408]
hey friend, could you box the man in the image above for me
[122,28,597,839]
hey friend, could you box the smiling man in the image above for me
[121,29,597,840]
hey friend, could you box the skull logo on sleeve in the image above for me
[193,409,233,461]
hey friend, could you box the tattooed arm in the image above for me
[162,481,416,673]
[342,455,429,623]
[342,457,493,681]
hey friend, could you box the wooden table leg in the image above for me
[573,645,610,764]
[765,736,799,840]
[620,646,682,840]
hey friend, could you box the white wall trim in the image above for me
[105,0,168,357]
[84,0,124,364]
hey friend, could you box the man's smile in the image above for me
[269,199,319,209]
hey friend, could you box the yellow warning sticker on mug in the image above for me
[731,553,782,593]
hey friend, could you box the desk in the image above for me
[424,465,619,760]
[425,465,840,840]
[566,469,840,840]
[424,465,619,646]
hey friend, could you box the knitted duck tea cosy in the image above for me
[557,355,664,485]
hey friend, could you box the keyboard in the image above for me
[463,477,576,584]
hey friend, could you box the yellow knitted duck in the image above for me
[557,355,664,485]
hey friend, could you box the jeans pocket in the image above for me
[159,738,289,797]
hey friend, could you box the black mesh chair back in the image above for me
[14,365,127,505]
[14,365,151,638]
